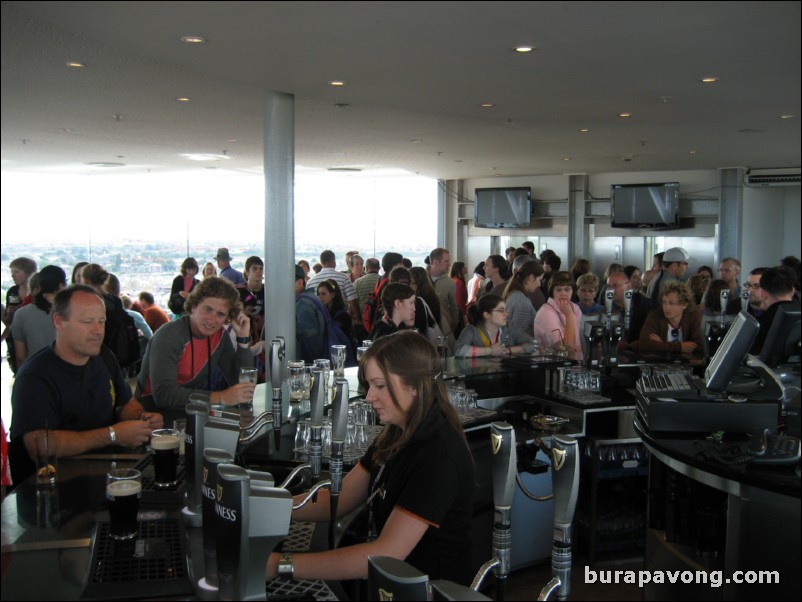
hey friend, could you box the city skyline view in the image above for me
[1,170,438,306]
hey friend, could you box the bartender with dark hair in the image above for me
[266,331,475,585]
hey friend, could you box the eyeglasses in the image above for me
[492,307,509,314]
[744,283,762,290]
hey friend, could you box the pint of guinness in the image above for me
[151,429,180,488]
[106,468,142,540]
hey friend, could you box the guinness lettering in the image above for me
[214,502,238,522]
[201,483,216,501]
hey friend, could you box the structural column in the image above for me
[263,91,296,359]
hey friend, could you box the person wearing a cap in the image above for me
[646,247,690,302]
[215,247,245,286]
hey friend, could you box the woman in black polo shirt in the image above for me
[267,331,475,585]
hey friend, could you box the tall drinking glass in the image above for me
[331,345,346,378]
[151,429,180,488]
[106,469,142,540]
[288,360,306,401]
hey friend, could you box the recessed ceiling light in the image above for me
[65,61,85,68]
[780,114,795,120]
[514,46,535,53]
[563,157,572,161]
[700,77,719,83]
[618,113,632,118]
[410,139,422,144]
[58,128,73,134]
[85,162,126,168]
[176,97,191,103]
[328,80,346,87]
[480,103,494,108]
[579,128,589,133]
[227,138,238,143]
[181,36,206,44]
[688,150,697,155]
[180,153,230,161]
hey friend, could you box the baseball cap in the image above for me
[663,247,690,263]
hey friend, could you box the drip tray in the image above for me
[83,518,192,600]
[266,577,338,601]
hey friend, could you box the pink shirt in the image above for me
[533,298,583,359]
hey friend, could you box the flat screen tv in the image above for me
[611,182,679,229]
[475,187,531,228]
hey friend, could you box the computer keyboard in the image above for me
[637,372,702,399]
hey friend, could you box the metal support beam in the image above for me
[263,91,296,359]
[567,174,589,266]
[718,168,744,265]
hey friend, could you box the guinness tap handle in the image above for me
[269,339,284,395]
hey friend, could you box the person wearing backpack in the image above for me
[362,252,403,334]
[296,268,357,366]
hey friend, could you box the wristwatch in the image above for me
[236,335,251,344]
[277,552,294,580]
[108,426,117,444]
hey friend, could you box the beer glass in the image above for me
[288,360,306,401]
[151,429,180,488]
[34,430,57,487]
[331,345,346,377]
[106,468,142,540]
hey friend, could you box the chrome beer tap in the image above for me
[269,338,285,450]
[328,378,350,548]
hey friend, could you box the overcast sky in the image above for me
[0,170,437,253]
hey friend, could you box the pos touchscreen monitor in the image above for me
[704,311,760,392]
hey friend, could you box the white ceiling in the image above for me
[2,1,800,180]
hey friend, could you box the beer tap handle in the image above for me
[604,290,614,326]
[623,289,633,337]
[329,378,350,548]
[740,284,750,315]
[308,368,326,480]
[269,339,284,396]
[719,289,729,324]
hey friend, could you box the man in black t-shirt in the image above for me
[751,266,800,355]
[9,286,162,484]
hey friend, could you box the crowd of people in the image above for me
[1,243,800,584]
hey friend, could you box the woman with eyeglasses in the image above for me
[455,294,531,357]
[533,271,583,358]
[638,281,703,353]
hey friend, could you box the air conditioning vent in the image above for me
[745,168,801,187]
